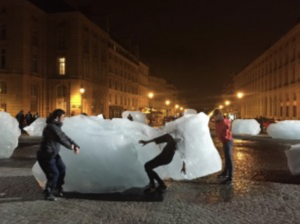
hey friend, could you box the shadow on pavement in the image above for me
[64,187,165,202]
[0,176,42,203]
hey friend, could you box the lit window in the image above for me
[58,57,65,75]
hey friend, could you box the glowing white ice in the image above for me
[232,119,261,135]
[267,121,300,140]
[122,111,147,124]
[0,112,21,158]
[23,118,46,137]
[285,144,300,175]
[32,113,221,193]
[183,109,197,116]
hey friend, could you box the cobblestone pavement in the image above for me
[1,136,300,224]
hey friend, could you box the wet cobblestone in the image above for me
[1,136,300,223]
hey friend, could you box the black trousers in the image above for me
[144,146,175,187]
[222,139,234,178]
[37,154,66,194]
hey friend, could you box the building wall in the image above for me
[107,39,148,118]
[234,22,300,120]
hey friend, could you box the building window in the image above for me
[0,48,5,68]
[58,57,66,75]
[57,35,66,50]
[31,54,38,73]
[0,98,6,111]
[0,81,7,94]
[56,85,67,98]
[31,30,38,47]
[0,24,6,40]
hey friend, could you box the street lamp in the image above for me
[165,100,170,116]
[175,104,179,117]
[225,100,230,106]
[219,105,223,109]
[237,92,244,99]
[148,92,154,126]
[236,92,244,118]
[79,85,85,114]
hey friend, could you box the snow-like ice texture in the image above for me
[23,118,46,137]
[163,112,222,180]
[96,114,104,119]
[267,120,300,140]
[32,113,221,193]
[183,109,197,116]
[285,144,300,175]
[232,119,261,135]
[0,112,21,158]
[122,111,147,124]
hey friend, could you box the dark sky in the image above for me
[65,0,300,111]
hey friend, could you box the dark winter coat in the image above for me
[37,120,79,159]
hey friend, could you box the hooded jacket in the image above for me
[37,119,79,159]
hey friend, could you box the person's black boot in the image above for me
[55,187,64,197]
[143,184,156,193]
[220,177,232,185]
[217,172,228,178]
[43,189,57,201]
[156,184,167,192]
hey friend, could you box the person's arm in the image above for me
[139,139,155,146]
[139,134,169,146]
[180,161,186,175]
[49,125,80,153]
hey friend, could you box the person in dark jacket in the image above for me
[37,109,80,201]
[15,110,25,131]
[139,133,186,193]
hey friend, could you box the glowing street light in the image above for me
[225,100,230,106]
[237,92,244,99]
[165,100,170,116]
[148,92,154,99]
[148,92,154,126]
[219,105,223,109]
[79,85,85,114]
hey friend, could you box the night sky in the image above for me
[64,0,300,111]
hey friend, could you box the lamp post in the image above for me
[236,92,244,118]
[165,100,170,117]
[175,104,179,117]
[148,92,154,126]
[79,85,85,114]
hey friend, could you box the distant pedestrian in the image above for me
[15,110,25,131]
[127,113,133,121]
[212,109,234,185]
[25,111,33,126]
[37,109,80,201]
[34,112,39,120]
[139,133,186,193]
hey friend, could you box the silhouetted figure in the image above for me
[25,111,33,126]
[139,133,185,193]
[15,110,25,131]
[127,113,133,121]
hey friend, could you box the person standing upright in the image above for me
[212,109,234,184]
[37,109,80,201]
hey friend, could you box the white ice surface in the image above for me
[267,121,300,140]
[0,112,21,158]
[183,109,197,116]
[232,119,261,135]
[32,113,221,193]
[122,111,147,124]
[23,118,46,137]
[285,144,300,175]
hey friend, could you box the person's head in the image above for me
[212,108,224,121]
[47,109,66,123]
